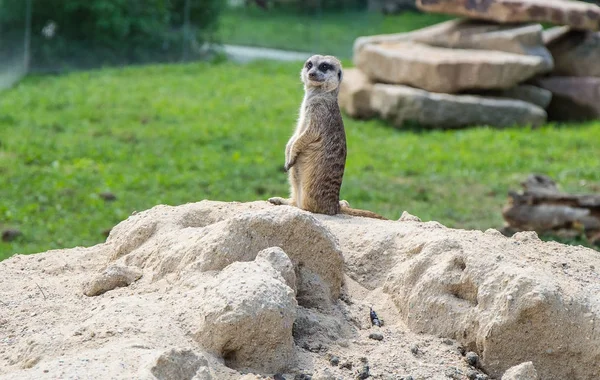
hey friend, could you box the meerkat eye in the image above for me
[306,61,313,70]
[319,63,330,72]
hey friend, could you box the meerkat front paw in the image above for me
[268,197,287,205]
[284,160,295,172]
[269,197,296,207]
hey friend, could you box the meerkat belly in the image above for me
[296,142,344,214]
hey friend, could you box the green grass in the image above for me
[218,8,453,57]
[1,60,599,260]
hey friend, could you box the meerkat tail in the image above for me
[339,205,388,220]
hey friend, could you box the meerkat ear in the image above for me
[338,69,343,81]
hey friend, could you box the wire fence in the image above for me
[0,0,424,89]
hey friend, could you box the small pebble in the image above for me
[329,355,340,366]
[274,374,286,380]
[465,351,480,368]
[444,367,463,379]
[356,365,370,379]
[410,344,419,355]
[294,374,312,380]
[402,376,414,380]
[368,332,383,341]
[340,361,353,370]
[467,370,490,380]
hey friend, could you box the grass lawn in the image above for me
[218,8,453,57]
[1,59,599,260]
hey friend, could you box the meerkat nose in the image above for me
[308,72,317,79]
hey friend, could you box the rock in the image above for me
[256,246,297,293]
[368,332,384,341]
[339,68,375,119]
[329,355,340,366]
[149,348,209,380]
[413,21,553,71]
[501,362,538,380]
[294,374,313,380]
[410,344,419,355]
[477,85,552,109]
[399,211,422,222]
[193,256,297,373]
[2,228,22,242]
[340,361,353,370]
[544,27,600,77]
[534,76,600,121]
[357,364,370,379]
[354,19,553,67]
[356,41,548,93]
[83,264,143,296]
[416,0,600,32]
[370,83,547,129]
[465,351,480,368]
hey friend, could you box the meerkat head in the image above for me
[301,55,343,93]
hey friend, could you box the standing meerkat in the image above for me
[268,54,387,220]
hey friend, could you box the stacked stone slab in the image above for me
[537,26,600,120]
[341,0,600,128]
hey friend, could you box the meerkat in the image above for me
[268,54,387,220]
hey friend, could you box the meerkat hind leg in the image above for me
[339,200,350,208]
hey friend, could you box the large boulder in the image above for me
[355,19,551,59]
[477,84,552,109]
[356,41,549,93]
[370,83,547,129]
[416,0,600,31]
[544,27,600,77]
[534,76,600,121]
[414,21,553,71]
[191,250,297,373]
[338,68,375,119]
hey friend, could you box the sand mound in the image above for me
[1,200,599,379]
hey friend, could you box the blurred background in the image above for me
[1,0,599,259]
[1,0,453,77]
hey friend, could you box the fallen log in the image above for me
[502,174,600,245]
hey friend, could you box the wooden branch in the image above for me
[502,174,600,245]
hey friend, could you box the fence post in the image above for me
[182,0,191,61]
[24,0,33,72]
